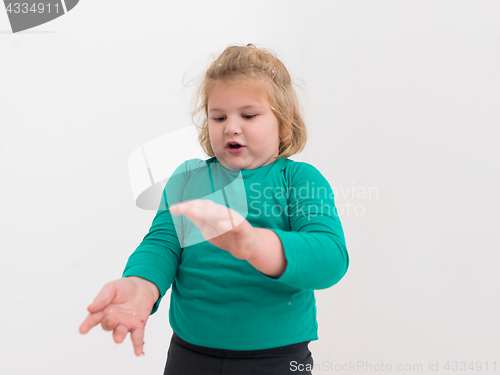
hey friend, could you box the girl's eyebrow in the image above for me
[209,105,262,113]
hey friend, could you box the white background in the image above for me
[1,1,499,374]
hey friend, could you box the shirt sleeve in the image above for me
[122,160,192,315]
[266,162,349,290]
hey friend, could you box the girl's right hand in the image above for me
[79,277,160,356]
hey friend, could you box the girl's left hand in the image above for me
[169,199,261,261]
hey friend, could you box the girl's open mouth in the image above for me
[227,145,245,154]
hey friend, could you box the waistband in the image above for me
[171,331,310,359]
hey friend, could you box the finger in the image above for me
[227,208,246,227]
[113,324,130,344]
[169,204,181,215]
[175,203,205,228]
[220,209,247,235]
[130,326,145,356]
[101,314,118,332]
[224,207,235,229]
[79,311,105,334]
[184,205,205,226]
[87,282,116,313]
[170,199,196,215]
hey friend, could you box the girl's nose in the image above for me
[224,117,243,134]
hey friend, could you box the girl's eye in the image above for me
[213,115,256,122]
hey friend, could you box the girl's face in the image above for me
[207,80,280,172]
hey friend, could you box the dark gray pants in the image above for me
[163,332,314,375]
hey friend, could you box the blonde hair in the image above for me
[186,43,308,160]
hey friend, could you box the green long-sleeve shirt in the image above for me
[122,156,349,350]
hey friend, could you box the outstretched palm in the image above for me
[79,277,157,356]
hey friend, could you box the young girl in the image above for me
[79,43,349,375]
